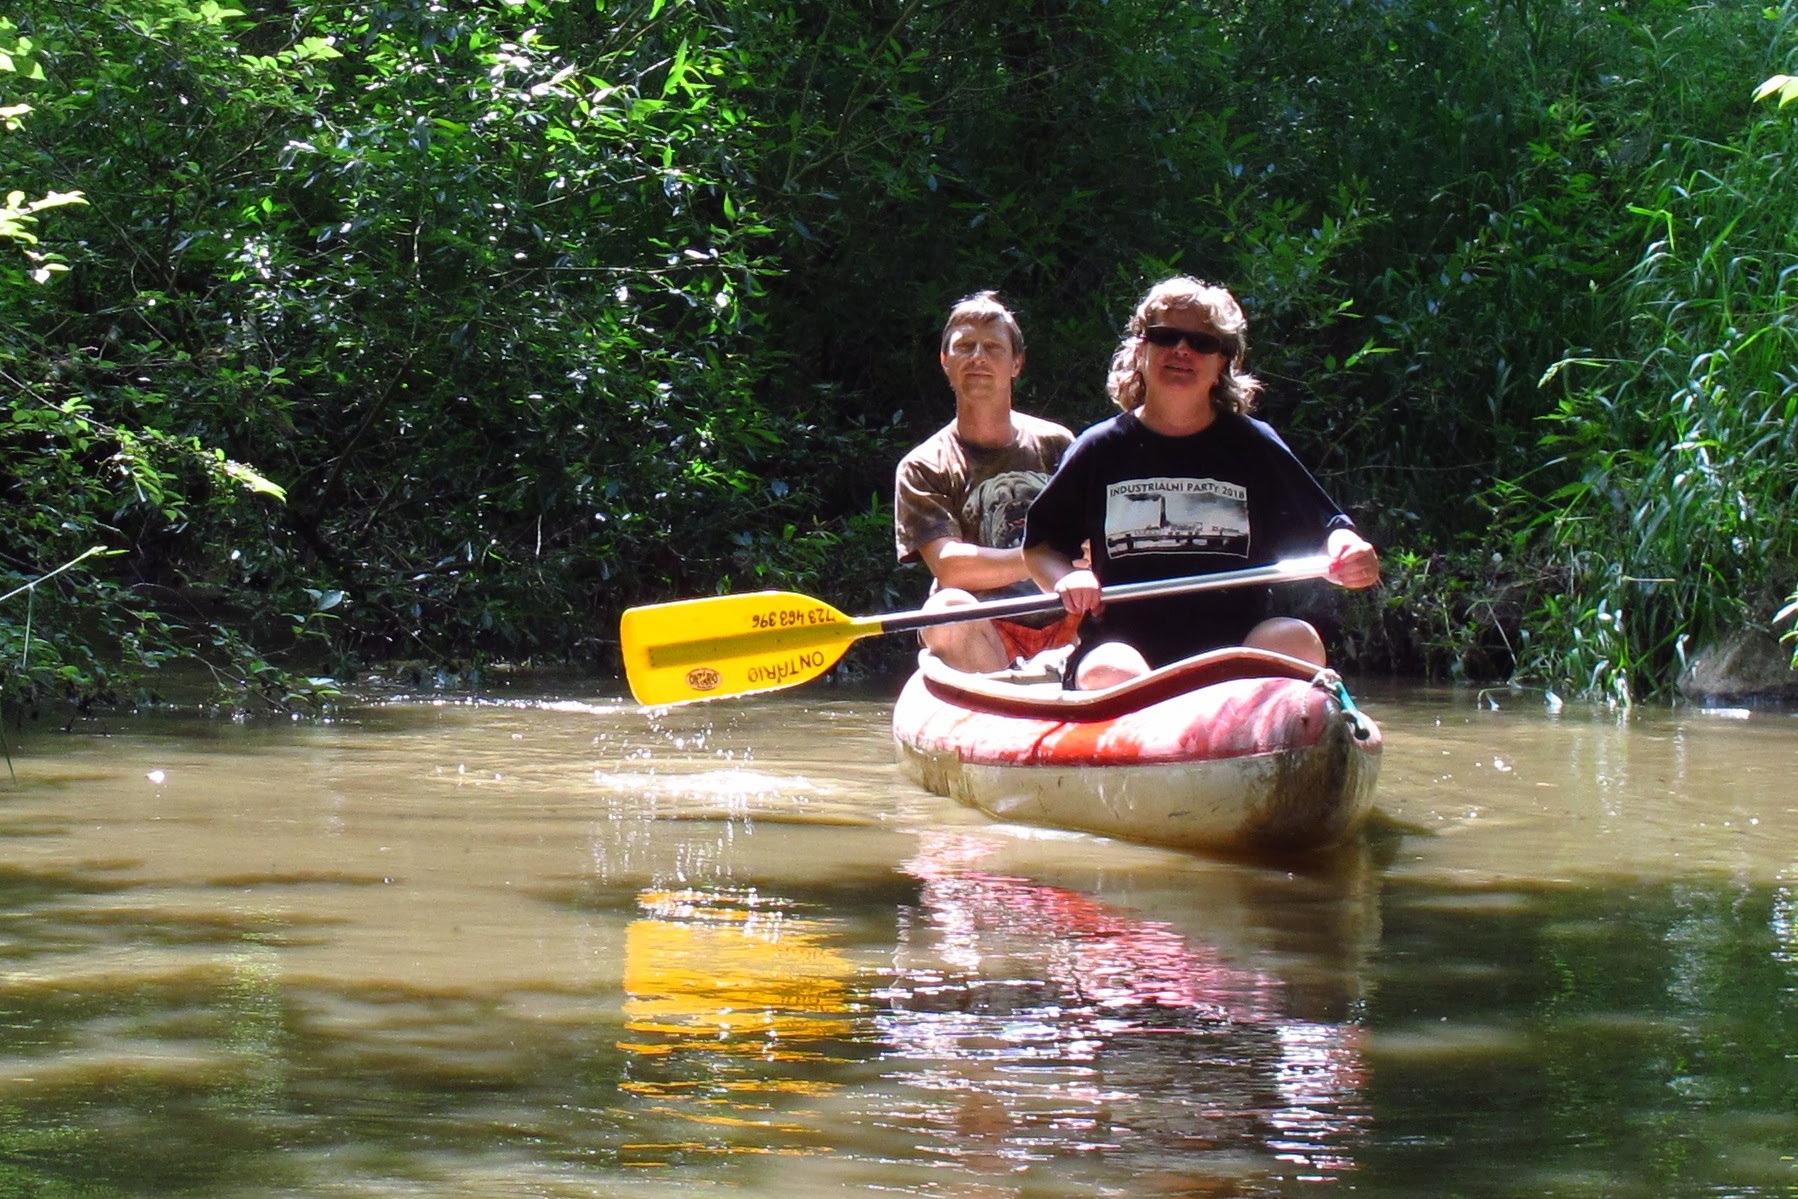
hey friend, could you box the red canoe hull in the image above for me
[892,650,1382,854]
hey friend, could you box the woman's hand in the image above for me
[1325,529,1381,590]
[1053,568,1105,615]
[1025,543,1101,613]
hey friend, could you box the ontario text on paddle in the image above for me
[746,650,828,686]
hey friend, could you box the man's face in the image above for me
[940,320,1021,404]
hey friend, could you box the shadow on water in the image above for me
[0,686,1792,1195]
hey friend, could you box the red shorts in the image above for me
[996,611,1082,664]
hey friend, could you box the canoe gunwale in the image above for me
[915,646,1331,723]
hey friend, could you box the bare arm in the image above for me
[918,537,1037,593]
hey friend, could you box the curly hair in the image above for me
[1105,277,1261,415]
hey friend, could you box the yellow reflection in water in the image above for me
[621,887,856,1054]
[616,886,860,1163]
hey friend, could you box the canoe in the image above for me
[892,648,1381,854]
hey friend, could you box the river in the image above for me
[0,676,1794,1197]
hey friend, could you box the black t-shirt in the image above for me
[1023,409,1355,667]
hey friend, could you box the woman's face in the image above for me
[1140,307,1226,410]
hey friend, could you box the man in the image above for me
[894,291,1079,673]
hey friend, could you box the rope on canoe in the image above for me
[1311,669,1376,742]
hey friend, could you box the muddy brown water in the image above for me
[1,678,1794,1196]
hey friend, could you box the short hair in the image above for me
[940,290,1026,358]
[1105,276,1262,415]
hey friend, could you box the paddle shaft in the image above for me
[647,555,1333,668]
[874,554,1334,635]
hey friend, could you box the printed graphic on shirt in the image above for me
[964,470,1051,549]
[1104,477,1249,558]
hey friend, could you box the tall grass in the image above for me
[1512,95,1798,701]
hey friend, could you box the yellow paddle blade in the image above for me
[619,590,883,706]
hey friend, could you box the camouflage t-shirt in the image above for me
[894,413,1074,611]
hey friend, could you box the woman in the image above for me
[1022,276,1380,690]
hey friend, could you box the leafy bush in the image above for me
[1507,40,1798,700]
[4,0,1797,712]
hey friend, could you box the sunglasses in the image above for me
[1143,325,1231,356]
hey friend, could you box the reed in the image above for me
[1518,102,1798,699]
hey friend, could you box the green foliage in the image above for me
[2,0,1796,708]
[0,17,84,276]
[1505,47,1798,699]
[1755,73,1798,108]
[1336,545,1527,684]
[1761,71,1798,667]
[0,0,868,713]
[715,0,1381,433]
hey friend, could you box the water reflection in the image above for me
[1362,871,1798,1199]
[617,885,861,1164]
[601,823,1381,1191]
[867,830,1373,1191]
[1,685,1796,1196]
